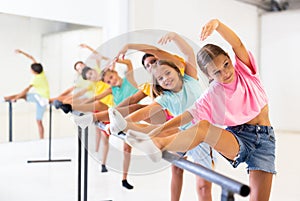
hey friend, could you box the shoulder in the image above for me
[235,51,258,76]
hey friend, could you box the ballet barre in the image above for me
[116,131,250,201]
[162,151,250,201]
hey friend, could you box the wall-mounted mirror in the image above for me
[0,13,104,142]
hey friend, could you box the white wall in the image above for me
[129,0,260,58]
[0,0,129,40]
[1,0,299,139]
[260,10,300,131]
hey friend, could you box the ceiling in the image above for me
[235,0,300,11]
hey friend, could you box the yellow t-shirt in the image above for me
[30,71,50,99]
[88,81,114,108]
[138,82,152,96]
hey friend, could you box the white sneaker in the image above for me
[126,130,162,162]
[71,113,93,129]
[108,108,127,135]
[0,96,5,103]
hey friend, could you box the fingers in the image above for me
[200,19,219,41]
[158,32,175,45]
[14,49,21,54]
[200,25,212,41]
[158,36,169,45]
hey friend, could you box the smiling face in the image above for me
[152,64,182,92]
[103,71,121,86]
[206,54,235,84]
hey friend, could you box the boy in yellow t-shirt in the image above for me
[2,49,50,139]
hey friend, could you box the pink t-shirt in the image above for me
[188,51,268,126]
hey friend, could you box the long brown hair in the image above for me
[197,44,229,80]
[151,60,183,97]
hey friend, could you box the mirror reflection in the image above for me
[0,13,104,142]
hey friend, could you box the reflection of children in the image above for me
[98,58,139,190]
[50,43,109,105]
[2,49,50,139]
[124,19,276,201]
[72,57,140,190]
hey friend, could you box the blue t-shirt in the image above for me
[155,74,204,130]
[111,77,139,105]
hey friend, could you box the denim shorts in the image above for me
[26,93,47,120]
[186,142,214,169]
[226,124,276,174]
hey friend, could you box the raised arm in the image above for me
[117,43,160,58]
[115,58,138,88]
[118,43,187,71]
[158,32,198,79]
[79,43,110,68]
[200,19,252,71]
[15,49,37,63]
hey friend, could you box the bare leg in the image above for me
[92,104,147,123]
[36,120,44,139]
[72,101,108,112]
[4,92,27,102]
[195,176,212,201]
[122,142,134,189]
[95,127,102,152]
[249,170,273,201]
[101,131,109,165]
[155,121,239,160]
[123,143,131,180]
[171,165,184,201]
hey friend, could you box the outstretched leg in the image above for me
[122,143,134,189]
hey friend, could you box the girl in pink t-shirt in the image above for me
[123,19,275,201]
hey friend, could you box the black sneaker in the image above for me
[60,104,72,114]
[101,164,108,173]
[53,100,63,109]
[122,179,134,190]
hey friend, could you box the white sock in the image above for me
[0,96,5,103]
[71,113,93,129]
[108,108,127,134]
[126,130,162,162]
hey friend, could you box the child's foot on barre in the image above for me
[125,130,162,162]
[0,96,13,103]
[108,108,127,135]
[60,103,72,114]
[71,113,93,129]
[0,96,5,103]
[52,100,63,109]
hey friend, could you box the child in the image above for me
[50,43,109,105]
[71,57,140,190]
[108,58,213,201]
[121,19,276,201]
[79,32,212,200]
[2,49,50,139]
